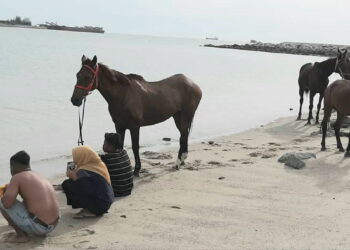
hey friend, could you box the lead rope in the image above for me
[78,96,87,146]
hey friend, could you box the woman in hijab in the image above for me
[62,146,114,218]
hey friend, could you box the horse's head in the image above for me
[71,55,99,107]
[335,48,350,78]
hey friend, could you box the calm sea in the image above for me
[0,27,339,183]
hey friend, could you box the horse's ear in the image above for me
[81,55,87,63]
[91,55,97,66]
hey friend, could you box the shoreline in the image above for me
[3,114,350,249]
[204,41,350,57]
[0,113,285,185]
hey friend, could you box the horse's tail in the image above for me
[187,112,196,135]
[187,86,202,135]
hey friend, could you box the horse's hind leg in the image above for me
[345,129,350,157]
[334,112,345,152]
[321,106,332,151]
[315,93,324,124]
[297,88,304,120]
[173,112,188,169]
[130,127,141,176]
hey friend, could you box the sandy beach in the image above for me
[1,115,350,249]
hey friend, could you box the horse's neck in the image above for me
[318,57,336,76]
[97,69,129,107]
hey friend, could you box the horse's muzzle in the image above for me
[71,97,82,107]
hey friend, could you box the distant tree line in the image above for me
[0,16,32,26]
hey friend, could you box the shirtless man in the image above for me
[0,151,59,243]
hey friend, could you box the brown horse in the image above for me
[71,55,202,176]
[321,79,350,156]
[297,49,349,124]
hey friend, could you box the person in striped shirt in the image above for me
[100,133,133,197]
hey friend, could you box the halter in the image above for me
[334,56,350,80]
[75,64,99,91]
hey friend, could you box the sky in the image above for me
[2,0,350,44]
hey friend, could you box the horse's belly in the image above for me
[141,113,174,126]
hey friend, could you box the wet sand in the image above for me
[1,115,350,249]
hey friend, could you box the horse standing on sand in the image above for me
[297,49,349,124]
[71,55,202,176]
[321,79,350,156]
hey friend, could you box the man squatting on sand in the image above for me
[0,151,60,243]
[100,133,134,197]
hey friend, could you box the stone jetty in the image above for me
[204,41,350,57]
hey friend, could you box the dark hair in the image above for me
[10,150,30,166]
[104,133,122,149]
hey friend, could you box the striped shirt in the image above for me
[100,150,133,197]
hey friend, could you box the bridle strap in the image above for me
[75,64,99,91]
[334,57,346,79]
[334,56,350,79]
[77,96,86,146]
[75,65,98,146]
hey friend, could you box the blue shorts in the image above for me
[0,199,58,236]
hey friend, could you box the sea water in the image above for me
[0,27,339,183]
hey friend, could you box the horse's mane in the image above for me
[126,73,145,81]
[98,63,130,85]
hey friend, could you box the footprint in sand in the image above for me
[73,241,97,250]
[139,168,150,174]
[261,154,277,159]
[72,229,96,238]
[242,146,259,150]
[293,138,309,143]
[142,151,173,160]
[170,206,181,209]
[149,162,161,166]
[208,161,222,165]
[249,152,261,157]
[268,142,281,146]
[241,161,253,165]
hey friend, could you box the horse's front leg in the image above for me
[130,127,141,177]
[297,88,304,120]
[115,125,126,149]
[307,92,315,125]
[315,93,324,124]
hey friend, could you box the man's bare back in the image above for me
[7,171,59,224]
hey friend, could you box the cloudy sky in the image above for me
[2,0,350,43]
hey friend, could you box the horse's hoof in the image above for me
[296,117,301,121]
[315,121,319,125]
[321,147,326,151]
[339,148,345,152]
[133,170,140,177]
[345,152,350,157]
[175,158,181,170]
